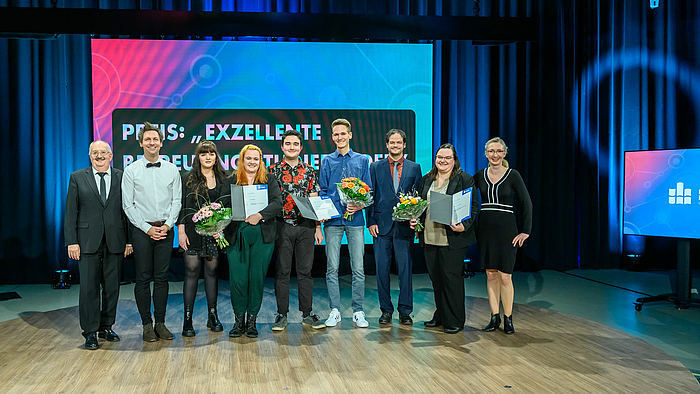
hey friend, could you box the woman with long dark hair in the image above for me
[410,143,479,334]
[178,140,228,336]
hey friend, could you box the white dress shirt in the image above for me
[122,157,182,234]
[92,166,112,197]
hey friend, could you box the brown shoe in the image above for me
[143,324,158,342]
[154,322,174,340]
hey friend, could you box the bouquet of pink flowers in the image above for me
[336,177,374,220]
[192,202,233,248]
[392,191,429,231]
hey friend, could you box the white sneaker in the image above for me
[353,311,369,328]
[325,309,341,327]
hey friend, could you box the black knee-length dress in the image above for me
[474,167,532,274]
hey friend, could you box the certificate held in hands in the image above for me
[429,187,472,226]
[231,184,269,220]
[291,194,341,221]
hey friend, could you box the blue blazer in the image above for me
[366,158,422,238]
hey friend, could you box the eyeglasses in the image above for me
[436,155,453,160]
[91,150,111,156]
[486,149,505,155]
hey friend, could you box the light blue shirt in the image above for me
[319,149,372,227]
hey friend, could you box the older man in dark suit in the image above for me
[367,129,422,325]
[65,140,132,350]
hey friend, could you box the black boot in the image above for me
[229,314,245,338]
[182,306,195,337]
[207,307,224,332]
[503,315,515,334]
[245,314,258,338]
[483,314,501,332]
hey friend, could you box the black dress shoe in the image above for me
[378,311,392,325]
[443,326,463,334]
[85,333,99,350]
[98,328,121,342]
[399,314,413,325]
[424,319,442,328]
[503,315,515,334]
[483,314,501,332]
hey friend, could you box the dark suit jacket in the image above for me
[64,167,129,254]
[366,158,422,238]
[416,171,479,250]
[222,173,283,245]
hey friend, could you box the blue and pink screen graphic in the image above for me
[91,39,433,246]
[91,39,433,171]
[624,149,700,239]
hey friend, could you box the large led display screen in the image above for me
[91,39,433,245]
[623,149,700,239]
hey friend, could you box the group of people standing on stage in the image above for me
[64,118,532,350]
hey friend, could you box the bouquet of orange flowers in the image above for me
[392,191,429,231]
[336,177,374,220]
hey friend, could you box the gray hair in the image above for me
[89,140,112,155]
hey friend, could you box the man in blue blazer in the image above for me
[367,129,422,325]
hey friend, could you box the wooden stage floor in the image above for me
[0,281,697,393]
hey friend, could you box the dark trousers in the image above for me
[274,220,316,315]
[132,228,173,325]
[423,244,468,328]
[79,241,122,335]
[374,226,414,315]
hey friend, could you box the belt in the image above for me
[147,221,167,227]
[277,216,306,226]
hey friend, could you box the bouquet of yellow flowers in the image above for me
[192,202,233,248]
[336,177,374,220]
[392,191,429,231]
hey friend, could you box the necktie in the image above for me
[393,162,399,192]
[146,162,161,168]
[97,172,107,204]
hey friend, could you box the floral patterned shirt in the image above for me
[268,158,320,224]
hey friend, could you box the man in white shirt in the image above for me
[122,122,182,342]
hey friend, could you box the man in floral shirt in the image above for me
[268,129,326,331]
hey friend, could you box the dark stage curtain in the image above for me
[1,0,698,283]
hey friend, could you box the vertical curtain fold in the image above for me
[1,0,697,282]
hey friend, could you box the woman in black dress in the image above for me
[178,140,229,336]
[410,143,479,334]
[474,137,532,334]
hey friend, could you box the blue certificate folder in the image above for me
[230,184,269,220]
[429,187,472,226]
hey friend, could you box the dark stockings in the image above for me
[183,254,219,311]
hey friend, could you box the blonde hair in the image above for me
[236,144,268,185]
[485,137,509,168]
[331,118,351,133]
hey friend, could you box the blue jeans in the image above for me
[324,225,365,312]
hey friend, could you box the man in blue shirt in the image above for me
[319,118,372,328]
